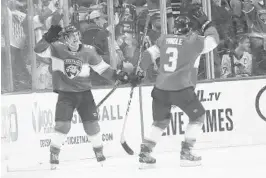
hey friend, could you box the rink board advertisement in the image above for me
[1,88,142,167]
[1,78,266,167]
[141,78,266,153]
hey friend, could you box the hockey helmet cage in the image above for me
[173,16,192,35]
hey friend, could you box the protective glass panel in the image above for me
[32,0,60,90]
[70,0,115,87]
[1,0,31,93]
[128,0,208,84]
[33,0,117,88]
[213,0,266,79]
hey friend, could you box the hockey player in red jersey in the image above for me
[34,25,131,169]
[131,9,220,167]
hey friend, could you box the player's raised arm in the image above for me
[200,25,220,54]
[191,6,220,54]
[34,25,63,58]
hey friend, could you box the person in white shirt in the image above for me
[221,35,253,78]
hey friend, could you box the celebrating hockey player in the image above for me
[130,7,220,167]
[34,24,131,169]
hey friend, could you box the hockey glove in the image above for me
[129,69,145,87]
[190,6,212,33]
[43,25,63,43]
[114,70,129,84]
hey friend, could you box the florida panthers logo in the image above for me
[258,10,266,25]
[64,59,82,79]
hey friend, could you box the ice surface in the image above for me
[2,144,266,178]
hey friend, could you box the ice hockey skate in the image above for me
[139,144,156,169]
[180,141,202,167]
[93,147,106,167]
[50,146,60,170]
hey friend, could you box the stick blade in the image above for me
[121,141,134,155]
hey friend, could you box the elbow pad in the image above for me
[34,38,50,53]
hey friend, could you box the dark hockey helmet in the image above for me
[173,15,192,35]
[60,25,81,39]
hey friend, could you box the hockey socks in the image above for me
[50,131,67,148]
[184,122,203,142]
[141,125,164,153]
[88,132,103,148]
[144,125,164,147]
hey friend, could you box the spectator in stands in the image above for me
[221,35,253,78]
[142,14,161,82]
[79,10,111,86]
[211,0,235,78]
[5,0,31,91]
[75,0,98,7]
[29,0,64,90]
[221,0,231,11]
[242,0,266,76]
[230,0,249,38]
[80,9,126,85]
[146,0,174,33]
[115,2,139,67]
[86,10,124,67]
[242,0,266,33]
[85,10,108,52]
[171,0,182,18]
[144,14,161,48]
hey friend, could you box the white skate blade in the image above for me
[180,160,201,167]
[99,161,104,167]
[139,162,156,170]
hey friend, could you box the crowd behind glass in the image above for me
[1,0,266,93]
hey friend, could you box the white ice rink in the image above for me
[2,144,266,178]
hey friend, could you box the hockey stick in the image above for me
[120,87,135,155]
[120,14,151,155]
[96,81,120,108]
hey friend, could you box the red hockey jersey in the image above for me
[35,41,110,92]
[141,29,219,91]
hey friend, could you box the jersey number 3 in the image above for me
[164,47,178,72]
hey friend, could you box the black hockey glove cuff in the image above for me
[43,25,63,43]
